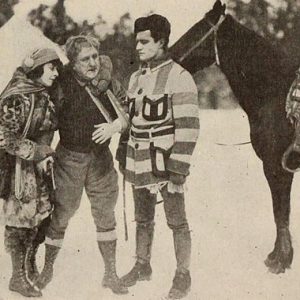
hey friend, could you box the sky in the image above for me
[13,0,282,44]
[13,0,219,44]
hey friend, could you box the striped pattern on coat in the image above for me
[125,58,199,189]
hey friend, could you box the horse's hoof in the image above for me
[264,257,275,269]
[264,250,277,268]
[264,249,292,274]
[267,261,285,274]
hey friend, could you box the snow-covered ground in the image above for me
[1,109,300,300]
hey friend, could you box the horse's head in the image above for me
[170,0,227,74]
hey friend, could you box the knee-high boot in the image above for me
[168,226,192,299]
[26,215,51,283]
[9,243,42,297]
[120,222,154,287]
[97,240,128,294]
[26,242,40,282]
[34,244,60,290]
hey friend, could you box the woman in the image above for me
[0,48,62,297]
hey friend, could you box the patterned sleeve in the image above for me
[0,94,53,160]
[166,69,200,176]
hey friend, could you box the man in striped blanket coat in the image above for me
[119,14,200,299]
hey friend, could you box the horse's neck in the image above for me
[220,65,260,117]
[218,27,296,118]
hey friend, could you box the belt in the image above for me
[130,127,174,139]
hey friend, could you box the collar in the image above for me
[72,71,91,87]
[140,52,172,72]
[75,77,88,87]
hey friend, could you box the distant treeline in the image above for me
[1,0,300,108]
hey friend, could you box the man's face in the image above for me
[136,30,162,62]
[73,46,100,81]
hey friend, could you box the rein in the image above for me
[215,141,251,146]
[178,14,226,66]
[179,15,252,147]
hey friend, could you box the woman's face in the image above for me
[37,62,59,87]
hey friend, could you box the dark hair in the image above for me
[26,59,62,81]
[134,14,171,48]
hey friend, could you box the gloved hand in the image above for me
[116,133,129,175]
[33,145,55,161]
[116,144,127,175]
[169,172,186,185]
[118,163,125,175]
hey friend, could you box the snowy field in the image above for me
[1,109,300,300]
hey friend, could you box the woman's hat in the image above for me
[22,48,60,74]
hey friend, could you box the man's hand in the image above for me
[36,156,54,176]
[92,120,122,144]
[169,172,186,185]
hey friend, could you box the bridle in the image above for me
[178,14,226,67]
[179,14,253,148]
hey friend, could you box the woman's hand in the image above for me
[36,156,54,175]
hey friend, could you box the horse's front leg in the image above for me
[263,161,294,274]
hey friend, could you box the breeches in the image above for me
[46,144,118,242]
[133,185,188,230]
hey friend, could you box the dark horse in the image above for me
[170,0,299,274]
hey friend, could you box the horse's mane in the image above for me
[217,14,297,110]
[170,16,209,63]
[224,15,294,76]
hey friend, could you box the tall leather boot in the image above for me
[9,244,42,297]
[34,244,60,290]
[97,240,128,295]
[26,242,40,283]
[168,227,192,299]
[120,222,154,287]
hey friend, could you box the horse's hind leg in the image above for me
[263,162,294,274]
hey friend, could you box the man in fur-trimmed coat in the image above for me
[117,14,200,300]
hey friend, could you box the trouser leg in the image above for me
[134,187,156,264]
[161,186,192,299]
[161,186,191,272]
[120,187,156,287]
[39,145,87,289]
[85,154,128,294]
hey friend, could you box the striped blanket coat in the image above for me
[124,58,200,189]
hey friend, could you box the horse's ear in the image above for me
[206,0,225,22]
[213,0,222,11]
[213,1,226,15]
[222,4,226,15]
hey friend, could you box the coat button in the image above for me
[135,143,139,149]
[137,88,143,95]
[134,110,139,117]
